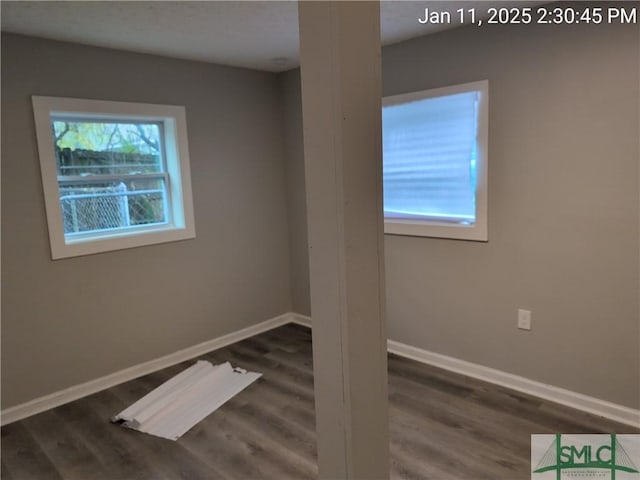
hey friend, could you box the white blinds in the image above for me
[382,91,480,224]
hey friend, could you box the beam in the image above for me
[298,2,389,478]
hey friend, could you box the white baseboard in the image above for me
[1,313,294,426]
[387,339,640,428]
[290,312,312,328]
[290,313,639,428]
[4,312,638,428]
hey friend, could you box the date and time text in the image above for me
[418,5,637,27]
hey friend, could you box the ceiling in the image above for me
[2,1,542,72]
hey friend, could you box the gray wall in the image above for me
[283,21,640,408]
[280,70,311,315]
[1,34,292,409]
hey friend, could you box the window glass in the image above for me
[382,81,488,241]
[52,120,169,236]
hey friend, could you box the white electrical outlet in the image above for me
[518,309,532,330]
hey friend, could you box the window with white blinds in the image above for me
[382,81,488,241]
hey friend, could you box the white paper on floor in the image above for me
[111,360,261,440]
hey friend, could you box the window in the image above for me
[32,96,196,259]
[382,80,488,241]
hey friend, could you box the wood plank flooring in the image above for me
[2,323,637,479]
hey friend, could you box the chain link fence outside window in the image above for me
[60,182,165,234]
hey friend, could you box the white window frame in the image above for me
[382,80,488,241]
[32,96,196,259]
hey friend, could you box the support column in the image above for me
[298,2,389,479]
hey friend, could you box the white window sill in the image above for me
[53,224,195,259]
[384,219,487,242]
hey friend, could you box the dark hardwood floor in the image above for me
[2,323,637,479]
